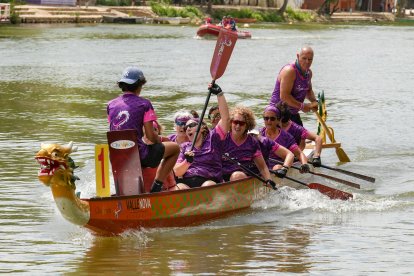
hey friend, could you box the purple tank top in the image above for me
[107,93,157,160]
[222,133,263,175]
[177,125,226,182]
[269,63,312,114]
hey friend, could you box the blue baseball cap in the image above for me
[118,66,145,84]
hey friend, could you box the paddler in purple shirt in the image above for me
[107,66,180,193]
[173,83,230,188]
[168,110,195,145]
[269,46,319,126]
[277,102,322,167]
[248,129,294,177]
[222,106,293,185]
[260,105,310,174]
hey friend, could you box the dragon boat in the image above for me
[197,24,252,39]
[35,130,294,236]
[35,91,358,236]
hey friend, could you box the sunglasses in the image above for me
[184,122,198,131]
[231,120,246,126]
[263,116,277,121]
[175,120,187,127]
[211,113,221,120]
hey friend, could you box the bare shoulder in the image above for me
[279,65,295,81]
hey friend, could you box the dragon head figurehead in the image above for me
[35,142,90,228]
[35,142,78,189]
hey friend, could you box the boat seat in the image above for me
[107,129,144,196]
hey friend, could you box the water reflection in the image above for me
[71,224,314,274]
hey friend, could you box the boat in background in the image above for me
[197,23,252,39]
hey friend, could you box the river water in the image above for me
[1,23,413,274]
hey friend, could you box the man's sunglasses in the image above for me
[263,116,277,121]
[231,120,246,126]
[184,122,198,130]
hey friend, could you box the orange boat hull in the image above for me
[84,177,272,235]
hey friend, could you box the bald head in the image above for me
[299,46,314,57]
[296,46,314,72]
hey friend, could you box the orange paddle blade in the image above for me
[210,28,238,80]
[308,183,353,200]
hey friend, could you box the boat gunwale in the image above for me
[84,175,257,201]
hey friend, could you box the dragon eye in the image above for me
[51,151,60,158]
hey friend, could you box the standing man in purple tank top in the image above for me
[269,46,319,126]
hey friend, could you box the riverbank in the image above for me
[11,4,411,25]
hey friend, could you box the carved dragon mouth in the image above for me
[35,156,67,176]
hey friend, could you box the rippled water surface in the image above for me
[1,23,414,274]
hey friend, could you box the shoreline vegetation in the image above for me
[2,0,413,25]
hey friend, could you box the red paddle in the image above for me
[210,28,238,80]
[190,29,238,151]
[269,158,360,189]
[270,170,353,200]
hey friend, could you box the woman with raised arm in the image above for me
[173,83,230,188]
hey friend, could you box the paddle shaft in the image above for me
[269,158,360,189]
[269,169,313,188]
[223,153,276,190]
[314,111,351,162]
[190,88,212,152]
[314,111,336,143]
[318,163,376,183]
[269,170,353,200]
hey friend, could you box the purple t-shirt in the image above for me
[260,127,299,166]
[285,121,308,146]
[269,63,312,114]
[256,135,280,168]
[107,92,157,160]
[222,133,263,175]
[167,134,177,143]
[177,125,226,182]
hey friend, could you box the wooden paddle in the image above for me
[269,170,353,201]
[269,158,361,189]
[314,111,351,162]
[314,163,376,183]
[190,28,238,151]
[223,153,277,190]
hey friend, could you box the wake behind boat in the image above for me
[197,23,252,39]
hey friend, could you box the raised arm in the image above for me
[209,83,230,133]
